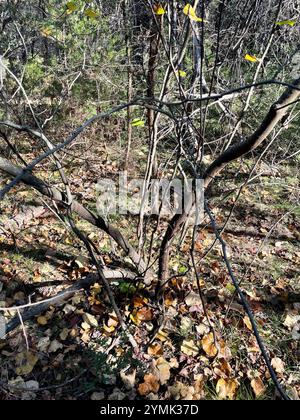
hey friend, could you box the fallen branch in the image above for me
[1,268,136,336]
[0,157,148,278]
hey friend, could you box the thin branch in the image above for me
[204,200,290,401]
[1,269,137,336]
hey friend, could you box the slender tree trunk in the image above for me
[123,0,133,171]
[146,14,162,178]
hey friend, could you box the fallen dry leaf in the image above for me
[271,357,285,374]
[216,378,239,399]
[217,339,232,360]
[284,313,300,329]
[251,377,266,398]
[91,392,105,400]
[164,293,177,307]
[83,313,99,328]
[155,357,171,385]
[120,369,136,390]
[81,321,91,331]
[37,316,48,326]
[148,342,163,357]
[180,316,193,333]
[107,314,119,327]
[24,380,39,391]
[48,340,63,353]
[136,307,153,322]
[108,388,126,400]
[185,291,203,307]
[243,316,253,331]
[132,296,148,308]
[156,329,169,342]
[181,339,199,357]
[129,310,141,325]
[168,381,195,400]
[15,351,38,376]
[196,323,210,336]
[214,359,232,378]
[59,328,69,341]
[202,333,218,358]
[138,374,160,396]
[37,336,50,352]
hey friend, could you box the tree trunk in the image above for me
[158,76,300,286]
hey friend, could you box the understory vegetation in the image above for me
[0,0,299,401]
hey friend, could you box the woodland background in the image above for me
[0,0,299,400]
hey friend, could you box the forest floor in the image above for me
[0,128,299,400]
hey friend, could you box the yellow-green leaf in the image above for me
[40,27,52,38]
[244,54,259,63]
[183,4,207,22]
[177,70,187,78]
[226,283,236,294]
[131,118,145,127]
[275,20,297,27]
[66,1,78,12]
[84,8,98,19]
[154,4,166,15]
